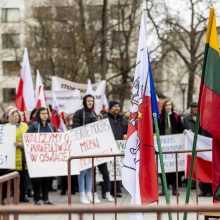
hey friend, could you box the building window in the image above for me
[110,4,128,20]
[2,61,20,76]
[55,6,74,21]
[112,30,127,47]
[3,88,16,102]
[111,58,127,73]
[33,7,52,19]
[87,5,102,21]
[92,57,101,73]
[2,8,20,23]
[2,33,20,48]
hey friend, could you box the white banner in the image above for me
[23,132,80,178]
[45,90,82,114]
[0,125,16,169]
[155,134,185,173]
[97,134,185,181]
[68,119,119,171]
[96,140,125,182]
[23,119,119,177]
[52,76,99,96]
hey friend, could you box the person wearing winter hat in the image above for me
[7,108,29,203]
[107,100,128,197]
[72,94,101,204]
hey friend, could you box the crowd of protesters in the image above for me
[0,96,213,206]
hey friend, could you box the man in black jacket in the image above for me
[107,100,128,197]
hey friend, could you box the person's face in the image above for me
[86,97,94,109]
[165,101,172,113]
[11,112,20,123]
[40,110,49,122]
[110,104,120,115]
[191,107,198,115]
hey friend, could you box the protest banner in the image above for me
[96,140,125,182]
[155,134,185,173]
[0,125,16,169]
[45,90,82,114]
[97,134,185,182]
[51,76,99,96]
[23,119,119,177]
[68,118,120,171]
[23,132,80,178]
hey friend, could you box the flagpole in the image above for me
[183,112,200,220]
[153,113,172,220]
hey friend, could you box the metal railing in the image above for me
[0,171,20,220]
[0,204,220,220]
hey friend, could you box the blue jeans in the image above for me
[78,168,92,193]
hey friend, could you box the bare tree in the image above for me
[25,0,141,109]
[147,0,215,107]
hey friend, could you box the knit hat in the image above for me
[8,108,22,123]
[189,102,198,108]
[109,100,120,110]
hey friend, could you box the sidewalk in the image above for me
[17,186,213,220]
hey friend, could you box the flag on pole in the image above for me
[198,8,220,203]
[50,92,67,132]
[122,10,159,210]
[86,79,108,113]
[35,70,47,108]
[15,48,35,111]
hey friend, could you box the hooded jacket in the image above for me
[72,95,97,128]
[7,108,28,171]
[27,108,56,133]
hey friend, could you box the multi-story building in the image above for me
[0,0,211,115]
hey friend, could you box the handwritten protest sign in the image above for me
[97,134,185,182]
[23,119,119,177]
[23,132,80,178]
[0,125,16,169]
[96,140,125,182]
[45,90,82,114]
[68,118,120,171]
[155,134,185,173]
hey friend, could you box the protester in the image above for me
[106,100,128,197]
[7,108,29,202]
[26,107,56,205]
[183,102,212,197]
[158,99,184,196]
[72,94,100,204]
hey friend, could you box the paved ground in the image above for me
[14,185,213,220]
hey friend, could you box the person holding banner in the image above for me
[72,94,101,204]
[158,99,184,196]
[26,107,56,205]
[7,108,29,203]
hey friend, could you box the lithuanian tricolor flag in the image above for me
[199,8,220,203]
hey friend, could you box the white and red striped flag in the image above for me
[185,130,212,183]
[35,70,47,108]
[50,92,67,132]
[122,11,159,217]
[15,48,35,111]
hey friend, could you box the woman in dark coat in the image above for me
[159,99,184,196]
